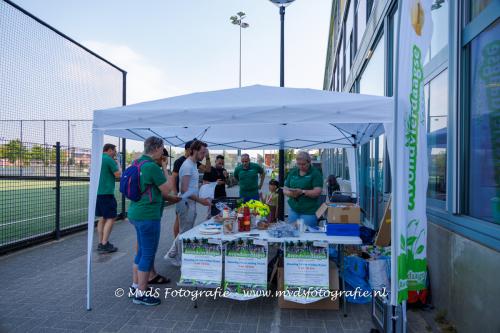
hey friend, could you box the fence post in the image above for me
[55,142,61,239]
[20,120,23,177]
[67,120,70,177]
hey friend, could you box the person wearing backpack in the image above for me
[126,136,179,306]
[96,143,121,254]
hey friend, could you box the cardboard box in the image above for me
[375,198,391,246]
[316,202,361,224]
[326,223,360,236]
[277,261,340,310]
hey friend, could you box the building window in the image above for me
[425,69,448,205]
[333,63,338,91]
[349,31,354,69]
[467,0,493,22]
[346,37,351,76]
[340,36,345,89]
[359,34,385,96]
[344,148,350,180]
[356,0,367,51]
[367,0,374,21]
[431,0,449,58]
[467,19,499,223]
[345,0,354,73]
[388,5,398,97]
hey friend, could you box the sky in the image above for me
[10,0,332,155]
[13,0,332,104]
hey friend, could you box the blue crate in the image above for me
[326,223,360,236]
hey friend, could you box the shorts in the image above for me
[95,195,117,219]
[129,219,161,272]
[175,200,197,234]
[241,194,260,203]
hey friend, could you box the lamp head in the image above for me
[269,0,296,7]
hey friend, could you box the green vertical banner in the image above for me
[392,0,433,304]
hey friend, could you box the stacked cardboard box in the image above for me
[316,201,361,236]
[277,261,340,310]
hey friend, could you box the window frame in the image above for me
[425,0,500,251]
[424,66,449,210]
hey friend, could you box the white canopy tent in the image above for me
[86,85,395,309]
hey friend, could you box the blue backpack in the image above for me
[119,160,152,202]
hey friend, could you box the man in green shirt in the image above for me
[283,151,323,227]
[234,153,265,202]
[96,143,121,254]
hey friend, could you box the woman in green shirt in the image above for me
[283,151,323,227]
[128,137,180,306]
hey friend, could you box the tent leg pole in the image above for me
[278,148,285,221]
[194,287,198,309]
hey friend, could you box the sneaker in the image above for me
[128,286,137,298]
[98,242,118,254]
[97,243,104,251]
[133,294,161,306]
[128,286,155,298]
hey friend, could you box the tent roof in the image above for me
[94,85,393,149]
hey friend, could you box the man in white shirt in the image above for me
[166,140,211,266]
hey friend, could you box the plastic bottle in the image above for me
[243,206,251,232]
[237,213,244,232]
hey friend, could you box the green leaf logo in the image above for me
[416,245,424,254]
[407,236,417,247]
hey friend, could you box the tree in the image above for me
[0,139,27,165]
[48,147,68,164]
[29,145,46,162]
[274,150,295,168]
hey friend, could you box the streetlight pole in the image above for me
[270,0,295,221]
[239,21,242,88]
[280,6,285,87]
[230,12,249,88]
[231,12,249,160]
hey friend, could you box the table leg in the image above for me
[339,244,348,317]
[194,287,198,309]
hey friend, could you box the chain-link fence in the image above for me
[0,139,126,253]
[0,0,126,253]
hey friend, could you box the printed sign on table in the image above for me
[179,238,222,288]
[224,238,268,300]
[284,241,329,304]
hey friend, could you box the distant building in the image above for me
[265,153,276,168]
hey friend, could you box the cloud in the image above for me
[84,41,181,104]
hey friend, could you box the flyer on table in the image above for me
[284,241,329,304]
[179,238,222,288]
[224,239,268,300]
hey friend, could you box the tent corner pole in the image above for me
[278,147,285,221]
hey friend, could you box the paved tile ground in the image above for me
[0,186,438,333]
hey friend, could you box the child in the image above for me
[262,179,279,223]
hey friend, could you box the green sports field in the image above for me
[0,179,125,247]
